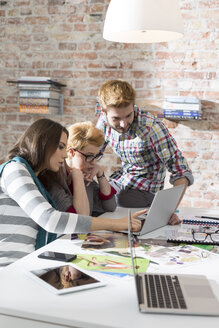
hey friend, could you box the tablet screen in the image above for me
[28,264,105,294]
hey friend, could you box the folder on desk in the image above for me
[81,231,129,250]
[167,219,219,245]
[72,254,149,277]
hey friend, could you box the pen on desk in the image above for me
[149,260,159,265]
[195,216,219,220]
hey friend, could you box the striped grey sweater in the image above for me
[0,162,91,268]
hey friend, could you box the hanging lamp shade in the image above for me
[103,0,184,43]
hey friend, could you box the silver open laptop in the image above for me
[135,184,185,236]
[128,210,219,316]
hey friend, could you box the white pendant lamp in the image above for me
[103,0,184,43]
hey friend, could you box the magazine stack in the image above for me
[160,96,202,120]
[17,76,65,115]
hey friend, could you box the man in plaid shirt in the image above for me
[96,80,194,215]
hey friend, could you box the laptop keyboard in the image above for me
[138,274,187,309]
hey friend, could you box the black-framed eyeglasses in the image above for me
[75,149,103,163]
[192,228,219,242]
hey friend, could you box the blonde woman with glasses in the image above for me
[47,121,117,217]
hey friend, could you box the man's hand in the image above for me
[168,213,182,225]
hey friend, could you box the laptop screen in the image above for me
[128,209,144,277]
[128,209,148,306]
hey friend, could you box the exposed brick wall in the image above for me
[0,0,218,209]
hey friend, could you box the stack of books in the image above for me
[159,96,202,120]
[15,77,65,115]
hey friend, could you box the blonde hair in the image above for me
[98,80,136,111]
[67,121,105,151]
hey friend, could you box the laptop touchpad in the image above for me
[184,285,215,298]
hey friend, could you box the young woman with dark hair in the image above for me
[0,118,145,268]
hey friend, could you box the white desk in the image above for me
[99,206,219,220]
[0,207,219,328]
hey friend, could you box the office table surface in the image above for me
[0,207,219,328]
[98,206,219,220]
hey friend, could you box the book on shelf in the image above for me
[163,110,201,116]
[19,97,60,107]
[19,76,55,81]
[19,89,61,99]
[18,84,62,91]
[19,104,60,115]
[165,116,200,120]
[157,114,201,120]
[165,96,200,104]
[163,101,201,111]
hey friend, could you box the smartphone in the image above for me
[38,251,77,262]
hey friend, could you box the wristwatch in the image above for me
[97,172,105,179]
